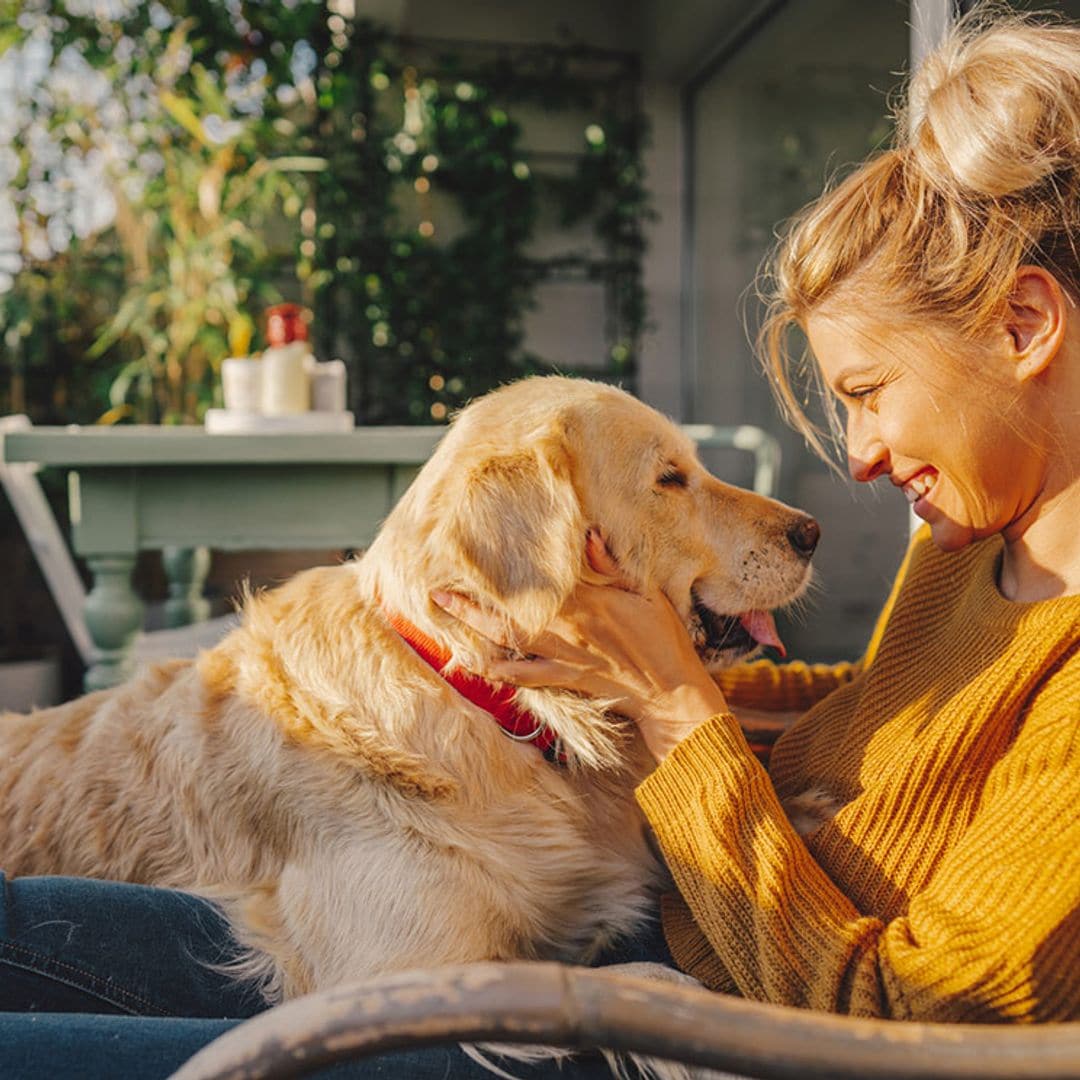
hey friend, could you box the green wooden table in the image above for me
[2,422,778,693]
[1,425,445,690]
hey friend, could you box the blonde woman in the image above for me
[439,10,1080,1023]
[1,11,1076,1079]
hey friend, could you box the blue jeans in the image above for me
[0,872,673,1079]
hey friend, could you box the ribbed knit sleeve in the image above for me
[636,530,1080,1022]
[637,715,888,1014]
[715,657,861,713]
[637,699,1080,1021]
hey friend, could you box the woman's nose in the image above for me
[848,452,889,483]
[846,411,889,483]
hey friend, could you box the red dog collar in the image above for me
[383,609,560,760]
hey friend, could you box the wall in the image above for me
[374,1,652,383]
[681,0,913,661]
[381,1,918,663]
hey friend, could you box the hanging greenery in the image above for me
[305,22,651,423]
[0,0,321,423]
[1,2,651,426]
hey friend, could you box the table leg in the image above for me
[83,555,144,692]
[162,545,211,628]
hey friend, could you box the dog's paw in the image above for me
[781,786,844,837]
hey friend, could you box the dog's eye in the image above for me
[657,468,687,489]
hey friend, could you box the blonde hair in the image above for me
[757,8,1080,459]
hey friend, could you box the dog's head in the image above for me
[373,377,815,675]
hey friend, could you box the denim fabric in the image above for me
[0,872,266,1018]
[0,872,673,1079]
[0,1012,624,1079]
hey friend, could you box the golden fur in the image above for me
[0,377,815,1004]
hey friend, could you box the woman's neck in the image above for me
[1000,474,1080,601]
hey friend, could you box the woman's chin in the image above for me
[925,513,977,553]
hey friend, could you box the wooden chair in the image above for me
[170,961,1080,1079]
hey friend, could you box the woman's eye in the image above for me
[847,384,882,404]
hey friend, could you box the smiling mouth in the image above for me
[901,470,937,504]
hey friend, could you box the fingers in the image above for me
[432,588,562,677]
[482,656,568,689]
[430,588,514,648]
[584,527,637,590]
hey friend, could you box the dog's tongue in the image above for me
[739,610,786,658]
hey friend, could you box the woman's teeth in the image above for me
[905,473,937,503]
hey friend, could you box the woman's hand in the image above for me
[431,529,730,762]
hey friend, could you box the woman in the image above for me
[440,9,1080,1022]
[1,9,1078,1078]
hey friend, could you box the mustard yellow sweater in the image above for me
[636,526,1080,1022]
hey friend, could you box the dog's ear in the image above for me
[439,436,582,639]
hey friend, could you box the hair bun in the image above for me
[903,15,1080,199]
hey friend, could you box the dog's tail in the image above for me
[187,881,305,1006]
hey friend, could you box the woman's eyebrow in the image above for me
[830,364,874,389]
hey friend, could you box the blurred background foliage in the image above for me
[0,0,650,425]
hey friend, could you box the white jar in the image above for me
[260,341,311,415]
[220,356,263,413]
[309,359,348,413]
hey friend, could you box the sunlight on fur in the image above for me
[0,376,815,1078]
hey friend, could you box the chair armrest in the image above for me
[169,961,1080,1080]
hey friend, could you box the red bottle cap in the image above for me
[265,303,310,346]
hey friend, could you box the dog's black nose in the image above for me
[787,516,820,559]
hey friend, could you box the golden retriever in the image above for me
[0,376,816,1011]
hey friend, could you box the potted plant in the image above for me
[84,24,321,423]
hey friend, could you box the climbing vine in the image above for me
[1,3,651,425]
[303,22,651,423]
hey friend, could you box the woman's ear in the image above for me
[1005,265,1069,381]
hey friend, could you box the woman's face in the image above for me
[805,309,1049,552]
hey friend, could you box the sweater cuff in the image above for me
[636,712,760,819]
[659,892,738,993]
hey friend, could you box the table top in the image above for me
[0,425,447,467]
